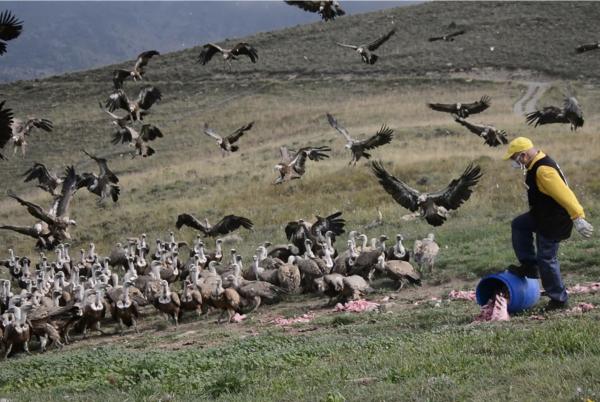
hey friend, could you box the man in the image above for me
[503,137,593,310]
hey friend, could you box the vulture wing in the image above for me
[210,215,254,236]
[284,221,303,242]
[0,224,43,239]
[175,213,208,234]
[135,50,160,70]
[7,192,55,224]
[427,101,459,114]
[24,118,53,135]
[336,42,358,50]
[429,163,482,211]
[140,124,163,142]
[525,106,566,127]
[0,10,22,55]
[198,43,223,65]
[453,115,485,135]
[326,113,353,142]
[55,166,79,219]
[112,69,131,90]
[356,124,393,150]
[311,211,346,237]
[231,42,258,63]
[291,146,331,174]
[428,35,444,42]
[366,28,396,51]
[136,86,161,110]
[22,163,55,186]
[370,161,420,212]
[575,42,600,53]
[563,97,584,129]
[203,123,222,141]
[446,30,466,39]
[111,127,135,145]
[227,121,254,144]
[0,100,14,154]
[82,150,119,184]
[105,90,130,113]
[279,146,292,163]
[461,95,491,115]
[285,1,321,13]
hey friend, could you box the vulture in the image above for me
[1,166,79,250]
[22,163,64,195]
[0,101,14,160]
[326,113,393,165]
[78,150,120,203]
[427,96,491,118]
[274,145,331,184]
[198,42,258,66]
[111,123,163,158]
[285,1,345,21]
[113,50,160,89]
[453,115,508,147]
[203,121,254,156]
[575,42,600,54]
[0,10,23,55]
[336,28,396,65]
[9,117,53,156]
[99,101,146,128]
[105,86,162,121]
[371,161,482,227]
[428,30,466,42]
[175,214,253,238]
[525,97,584,131]
[285,211,345,255]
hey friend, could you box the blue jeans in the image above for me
[511,212,568,303]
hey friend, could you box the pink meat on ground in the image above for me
[474,293,510,322]
[272,313,315,326]
[448,290,476,301]
[334,300,380,313]
[567,283,600,295]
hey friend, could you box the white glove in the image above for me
[574,217,594,238]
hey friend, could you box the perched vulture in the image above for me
[175,214,253,238]
[22,163,64,195]
[526,97,584,131]
[326,113,393,165]
[336,28,395,65]
[427,96,491,118]
[371,161,482,227]
[0,101,13,160]
[285,1,345,21]
[0,10,23,55]
[285,211,345,255]
[203,121,254,155]
[78,150,120,203]
[113,50,160,89]
[453,116,508,147]
[575,42,600,54]
[9,117,53,156]
[198,43,258,66]
[274,145,331,184]
[1,166,79,250]
[428,30,466,42]
[105,86,162,121]
[112,124,163,158]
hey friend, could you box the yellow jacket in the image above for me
[527,151,585,219]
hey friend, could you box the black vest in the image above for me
[525,155,573,240]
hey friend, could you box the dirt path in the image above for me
[512,81,551,116]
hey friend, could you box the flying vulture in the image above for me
[371,161,482,227]
[326,113,393,165]
[175,214,253,237]
[274,145,331,184]
[112,124,163,158]
[99,101,146,128]
[78,150,120,203]
[0,101,13,160]
[113,50,160,89]
[526,97,584,131]
[22,163,64,195]
[427,96,491,118]
[9,117,53,156]
[105,86,162,121]
[285,1,345,21]
[575,42,600,54]
[198,43,258,67]
[1,166,79,250]
[0,10,23,55]
[204,121,254,156]
[453,115,508,147]
[428,30,466,42]
[285,211,346,255]
[336,28,396,65]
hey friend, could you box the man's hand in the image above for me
[574,217,594,238]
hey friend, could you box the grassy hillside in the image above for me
[1,2,600,400]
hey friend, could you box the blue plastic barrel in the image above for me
[476,270,541,314]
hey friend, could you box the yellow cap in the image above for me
[503,137,534,160]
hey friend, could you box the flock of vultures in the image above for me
[0,2,594,358]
